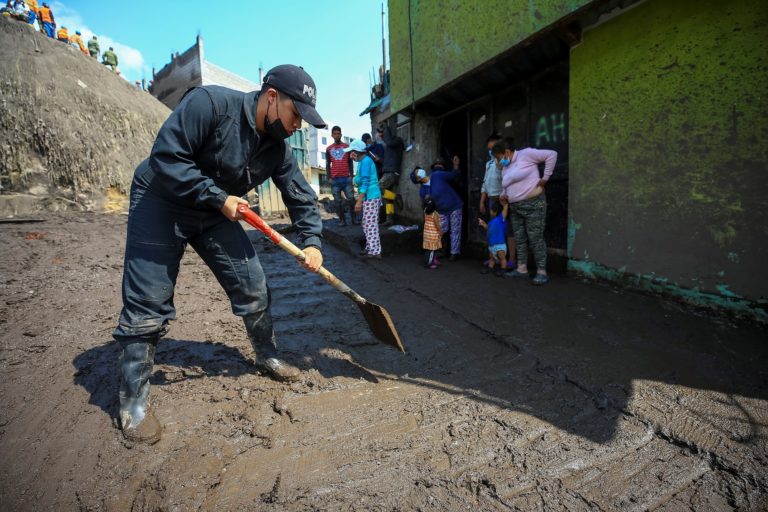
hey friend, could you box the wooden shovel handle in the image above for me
[237,205,365,304]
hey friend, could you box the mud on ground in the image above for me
[1,213,767,511]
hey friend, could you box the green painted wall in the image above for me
[569,0,768,319]
[389,0,590,113]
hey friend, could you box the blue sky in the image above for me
[52,0,389,139]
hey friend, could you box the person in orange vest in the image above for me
[70,30,87,56]
[56,25,68,43]
[38,2,54,38]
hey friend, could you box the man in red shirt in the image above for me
[326,126,357,225]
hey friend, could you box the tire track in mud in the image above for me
[326,250,768,511]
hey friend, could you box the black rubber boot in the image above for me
[336,202,347,226]
[118,339,161,445]
[243,310,301,382]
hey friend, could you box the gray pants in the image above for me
[508,194,547,271]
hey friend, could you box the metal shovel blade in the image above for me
[236,204,405,353]
[356,299,405,352]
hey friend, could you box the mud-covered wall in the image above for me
[388,0,590,113]
[569,0,768,320]
[0,17,169,214]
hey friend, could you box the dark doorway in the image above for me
[438,110,470,246]
[492,60,569,257]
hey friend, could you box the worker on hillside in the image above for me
[112,65,326,445]
[102,46,118,72]
[70,29,87,56]
[87,34,100,59]
[37,1,54,38]
[26,0,43,31]
[56,25,68,43]
[25,0,37,26]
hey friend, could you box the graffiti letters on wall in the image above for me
[535,112,567,147]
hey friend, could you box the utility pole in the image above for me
[381,2,386,77]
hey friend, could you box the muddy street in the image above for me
[0,213,766,511]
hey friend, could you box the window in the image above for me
[322,136,327,145]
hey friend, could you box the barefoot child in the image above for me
[478,198,509,276]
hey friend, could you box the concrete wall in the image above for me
[151,36,258,110]
[388,0,590,113]
[201,61,259,92]
[569,0,768,320]
[307,126,331,169]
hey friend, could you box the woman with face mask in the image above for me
[493,137,558,285]
[347,140,383,259]
[480,133,503,218]
[112,65,327,444]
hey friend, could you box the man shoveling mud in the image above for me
[112,65,327,444]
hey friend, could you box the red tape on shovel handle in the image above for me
[237,204,281,244]
[237,205,405,352]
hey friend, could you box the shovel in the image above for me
[237,204,405,353]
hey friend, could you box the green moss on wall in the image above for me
[569,0,768,302]
[389,0,590,112]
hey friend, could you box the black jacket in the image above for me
[134,86,322,249]
[382,125,404,174]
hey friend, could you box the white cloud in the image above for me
[51,1,149,81]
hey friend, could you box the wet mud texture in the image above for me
[1,213,767,511]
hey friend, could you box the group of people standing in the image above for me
[2,0,119,72]
[410,132,556,285]
[325,125,405,259]
[327,125,557,285]
[477,133,557,285]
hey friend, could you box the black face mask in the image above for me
[264,93,291,140]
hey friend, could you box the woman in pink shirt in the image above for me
[494,137,557,285]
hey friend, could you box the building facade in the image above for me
[150,35,261,110]
[307,125,352,169]
[307,125,353,198]
[384,0,768,321]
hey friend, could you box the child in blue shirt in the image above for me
[478,198,509,276]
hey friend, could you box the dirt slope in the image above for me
[0,17,169,214]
